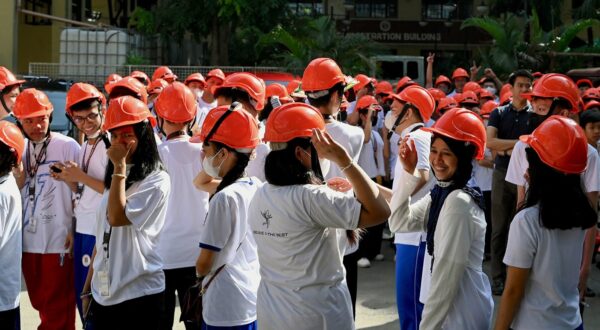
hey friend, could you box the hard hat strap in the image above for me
[205,102,240,143]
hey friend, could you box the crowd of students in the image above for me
[0,56,599,330]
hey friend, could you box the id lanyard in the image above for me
[25,136,51,233]
[74,138,101,207]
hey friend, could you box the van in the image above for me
[370,55,425,87]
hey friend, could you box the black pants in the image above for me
[0,307,19,330]
[358,223,385,260]
[87,292,164,330]
[160,267,200,330]
[343,250,359,319]
[490,168,517,283]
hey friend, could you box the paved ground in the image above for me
[20,241,600,329]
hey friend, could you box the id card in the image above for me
[97,269,110,296]
[27,217,37,233]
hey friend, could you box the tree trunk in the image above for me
[209,17,231,66]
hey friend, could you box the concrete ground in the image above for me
[20,242,600,329]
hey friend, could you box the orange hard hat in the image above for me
[264,102,325,143]
[147,79,170,96]
[214,72,266,110]
[520,116,587,174]
[522,73,579,112]
[435,75,451,87]
[577,79,593,88]
[197,104,259,150]
[12,88,53,119]
[130,71,149,85]
[500,91,512,105]
[109,76,148,104]
[154,82,197,123]
[375,81,393,96]
[582,87,600,102]
[356,95,380,111]
[0,121,25,162]
[480,100,499,117]
[395,76,417,93]
[452,93,463,102]
[266,83,293,103]
[391,85,435,122]
[458,91,479,105]
[66,83,106,116]
[286,79,302,95]
[436,97,458,114]
[500,83,512,96]
[532,71,543,79]
[584,100,600,111]
[462,81,481,94]
[206,69,225,82]
[302,58,345,93]
[184,73,206,87]
[353,74,374,92]
[427,88,446,102]
[104,73,122,93]
[152,66,177,82]
[103,96,156,132]
[0,67,25,92]
[423,107,487,160]
[451,68,469,80]
[479,88,495,101]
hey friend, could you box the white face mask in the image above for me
[87,130,101,139]
[202,150,225,178]
[485,86,497,95]
[384,111,399,131]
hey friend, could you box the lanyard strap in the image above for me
[75,137,102,205]
[26,136,52,199]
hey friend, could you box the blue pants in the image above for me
[395,242,426,330]
[201,320,257,330]
[74,232,96,321]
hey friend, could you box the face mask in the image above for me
[202,150,225,178]
[384,111,398,131]
[87,130,101,139]
[485,86,497,95]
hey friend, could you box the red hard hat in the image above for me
[353,74,374,92]
[500,84,512,97]
[436,97,458,114]
[264,102,325,143]
[0,67,25,92]
[427,88,446,101]
[375,81,393,96]
[458,90,479,105]
[12,88,53,119]
[395,76,417,93]
[0,121,25,162]
[302,58,345,92]
[520,116,587,174]
[577,79,593,88]
[356,95,380,111]
[214,72,266,110]
[286,79,302,95]
[109,76,148,104]
[130,71,150,85]
[104,73,122,93]
[66,83,106,116]
[451,68,469,80]
[462,81,481,94]
[184,73,206,87]
[266,83,293,103]
[152,66,177,82]
[423,107,487,160]
[154,82,197,123]
[522,73,579,112]
[582,87,600,102]
[480,100,499,117]
[452,93,463,102]
[147,79,170,96]
[435,75,451,87]
[500,91,512,105]
[103,96,156,132]
[479,88,495,101]
[532,71,544,78]
[584,100,600,111]
[391,85,435,122]
[197,104,259,150]
[206,69,225,82]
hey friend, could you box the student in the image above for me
[194,104,261,330]
[390,108,493,330]
[193,69,224,135]
[249,102,390,329]
[580,109,600,148]
[0,121,25,329]
[494,116,596,330]
[448,68,469,96]
[103,73,122,94]
[49,83,110,321]
[152,66,177,84]
[153,82,209,330]
[12,89,80,330]
[81,96,170,329]
[184,73,209,133]
[0,67,25,119]
[108,76,149,104]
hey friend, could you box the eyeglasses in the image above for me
[72,112,100,124]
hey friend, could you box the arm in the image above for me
[346,107,360,126]
[13,162,25,189]
[425,53,434,88]
[193,170,220,195]
[486,126,517,152]
[81,247,96,318]
[470,61,481,82]
[195,249,217,277]
[579,191,599,300]
[484,68,504,91]
[107,161,131,227]
[516,185,526,211]
[362,107,374,144]
[412,169,430,195]
[51,161,104,194]
[494,266,531,330]
[382,126,391,180]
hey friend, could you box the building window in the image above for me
[422,1,471,20]
[24,0,52,25]
[288,0,324,16]
[355,0,397,18]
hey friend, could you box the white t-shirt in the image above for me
[346,100,357,117]
[246,143,269,183]
[198,177,261,327]
[75,138,109,235]
[506,141,600,193]
[91,170,170,306]
[393,123,435,245]
[472,148,493,192]
[389,132,400,180]
[22,133,80,253]
[358,130,385,179]
[0,174,22,311]
[504,206,584,330]
[249,183,361,330]
[196,97,217,130]
[157,137,209,269]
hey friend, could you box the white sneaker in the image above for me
[374,254,384,261]
[357,257,371,268]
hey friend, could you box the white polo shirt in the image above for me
[358,130,385,179]
[0,174,22,311]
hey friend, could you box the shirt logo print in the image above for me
[260,210,272,228]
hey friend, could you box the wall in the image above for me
[0,1,17,71]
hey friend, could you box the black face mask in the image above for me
[528,112,547,131]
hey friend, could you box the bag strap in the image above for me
[201,264,225,293]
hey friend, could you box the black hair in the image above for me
[307,82,345,108]
[508,69,533,86]
[523,147,596,230]
[213,87,251,106]
[103,120,163,190]
[208,140,251,199]
[345,87,356,102]
[264,137,322,186]
[0,142,18,178]
[259,98,274,122]
[431,134,476,188]
[529,98,575,131]
[580,109,600,128]
[70,98,101,112]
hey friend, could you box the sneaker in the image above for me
[374,254,385,261]
[492,281,504,296]
[357,257,371,268]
